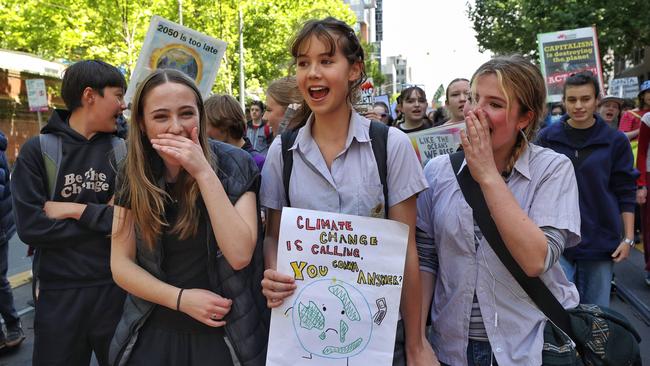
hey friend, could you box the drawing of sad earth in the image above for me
[292,278,373,360]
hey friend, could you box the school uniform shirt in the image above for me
[260,111,427,217]
[416,143,581,366]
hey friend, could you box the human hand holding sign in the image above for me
[261,269,297,308]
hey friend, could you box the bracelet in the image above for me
[623,238,635,246]
[176,288,185,311]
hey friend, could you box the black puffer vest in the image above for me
[109,140,269,366]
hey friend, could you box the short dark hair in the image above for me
[61,60,126,111]
[250,100,265,113]
[563,71,600,100]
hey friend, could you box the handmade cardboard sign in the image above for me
[407,122,465,167]
[266,208,409,366]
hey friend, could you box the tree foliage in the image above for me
[468,0,650,67]
[0,0,354,96]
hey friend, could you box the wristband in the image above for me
[623,238,635,246]
[176,288,185,311]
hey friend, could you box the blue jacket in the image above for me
[537,114,637,260]
[0,131,16,244]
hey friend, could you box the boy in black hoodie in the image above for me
[11,60,127,366]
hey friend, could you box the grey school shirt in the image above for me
[260,111,427,216]
[416,143,581,366]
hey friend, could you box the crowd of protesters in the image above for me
[1,15,649,366]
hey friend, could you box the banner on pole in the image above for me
[124,16,227,108]
[537,27,603,103]
[266,208,409,366]
[26,79,48,112]
[609,77,639,99]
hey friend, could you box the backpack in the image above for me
[280,121,389,217]
[39,134,126,199]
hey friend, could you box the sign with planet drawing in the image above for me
[266,208,409,366]
[124,15,227,109]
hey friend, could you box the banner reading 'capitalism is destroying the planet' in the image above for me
[537,27,604,103]
[266,208,408,366]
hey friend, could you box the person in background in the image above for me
[0,129,24,351]
[205,94,265,170]
[618,81,650,143]
[245,100,272,155]
[442,78,470,125]
[630,80,650,286]
[263,76,303,136]
[537,71,637,307]
[364,101,393,125]
[622,98,636,113]
[395,86,433,133]
[540,103,565,129]
[598,95,624,130]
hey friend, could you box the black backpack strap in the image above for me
[448,151,575,340]
[281,130,299,207]
[369,121,389,218]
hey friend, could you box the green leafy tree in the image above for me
[362,41,385,88]
[0,0,355,95]
[468,0,650,70]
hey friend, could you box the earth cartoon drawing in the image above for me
[292,278,373,360]
[150,44,202,83]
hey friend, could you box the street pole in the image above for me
[239,8,245,111]
[178,0,183,25]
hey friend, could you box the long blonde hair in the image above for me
[117,69,214,249]
[470,55,546,174]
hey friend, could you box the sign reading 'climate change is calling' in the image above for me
[266,208,408,366]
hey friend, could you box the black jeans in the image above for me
[0,241,19,327]
[33,284,125,366]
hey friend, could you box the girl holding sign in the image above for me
[109,69,268,365]
[417,55,581,365]
[260,17,438,365]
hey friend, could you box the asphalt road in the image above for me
[2,237,649,365]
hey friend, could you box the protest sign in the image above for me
[407,123,465,167]
[537,27,603,102]
[354,80,375,114]
[25,79,48,112]
[373,94,390,109]
[124,16,227,108]
[609,77,639,99]
[266,208,409,366]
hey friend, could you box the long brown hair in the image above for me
[287,17,366,130]
[470,55,546,174]
[117,69,213,249]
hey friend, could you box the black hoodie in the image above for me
[11,109,120,290]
